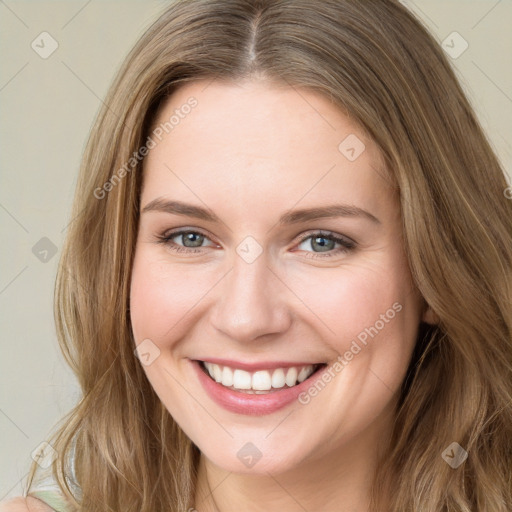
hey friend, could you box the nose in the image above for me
[210,251,292,343]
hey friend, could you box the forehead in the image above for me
[142,79,395,223]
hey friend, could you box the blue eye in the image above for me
[156,229,356,258]
[295,231,356,258]
[156,230,215,254]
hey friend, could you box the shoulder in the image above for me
[0,497,54,512]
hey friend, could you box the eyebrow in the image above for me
[141,198,381,225]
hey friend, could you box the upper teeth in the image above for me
[203,362,316,392]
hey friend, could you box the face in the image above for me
[129,79,429,476]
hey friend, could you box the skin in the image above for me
[129,79,437,512]
[0,498,53,511]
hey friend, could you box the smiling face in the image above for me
[129,79,428,476]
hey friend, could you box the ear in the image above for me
[422,305,440,325]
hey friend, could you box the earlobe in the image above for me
[422,306,440,325]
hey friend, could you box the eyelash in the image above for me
[155,229,356,258]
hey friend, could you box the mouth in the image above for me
[198,360,327,394]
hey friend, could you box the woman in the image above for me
[3,0,511,510]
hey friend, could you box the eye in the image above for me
[295,231,356,258]
[155,228,356,258]
[156,229,216,254]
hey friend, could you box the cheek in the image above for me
[129,248,215,346]
[287,252,421,397]
[287,259,409,347]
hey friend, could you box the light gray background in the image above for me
[1,0,511,499]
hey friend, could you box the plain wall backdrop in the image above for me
[1,0,511,499]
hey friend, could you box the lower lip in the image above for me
[191,360,325,416]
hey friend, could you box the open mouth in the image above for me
[198,360,327,394]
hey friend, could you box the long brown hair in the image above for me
[26,1,512,510]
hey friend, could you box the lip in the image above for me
[199,357,322,372]
[191,359,326,416]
